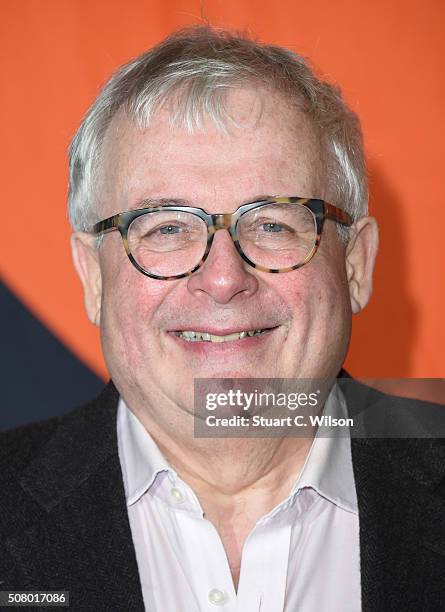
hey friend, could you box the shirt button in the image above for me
[208,589,228,606]
[170,487,185,504]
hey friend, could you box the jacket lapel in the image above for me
[346,374,445,612]
[339,371,445,610]
[6,383,145,611]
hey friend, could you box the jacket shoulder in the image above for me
[0,382,117,479]
[0,416,61,474]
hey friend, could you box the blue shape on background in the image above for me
[1,279,105,430]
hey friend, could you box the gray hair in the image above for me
[68,26,368,239]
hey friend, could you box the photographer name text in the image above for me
[205,414,353,428]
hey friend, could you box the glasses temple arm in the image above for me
[92,217,119,235]
[324,202,353,227]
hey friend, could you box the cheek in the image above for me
[305,248,352,366]
[278,262,349,321]
[308,231,351,311]
[99,247,171,372]
[275,241,351,366]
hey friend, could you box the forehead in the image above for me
[97,87,323,217]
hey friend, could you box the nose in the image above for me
[187,229,259,304]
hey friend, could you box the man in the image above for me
[1,26,444,612]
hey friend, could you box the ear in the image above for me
[345,217,379,314]
[71,232,102,326]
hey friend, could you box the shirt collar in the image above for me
[117,400,174,506]
[117,384,357,514]
[294,384,358,514]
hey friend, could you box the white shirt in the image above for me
[117,386,361,612]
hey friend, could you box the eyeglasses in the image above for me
[92,196,353,280]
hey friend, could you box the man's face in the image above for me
[73,88,376,419]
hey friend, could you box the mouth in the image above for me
[172,328,277,343]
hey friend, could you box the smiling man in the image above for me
[1,26,444,612]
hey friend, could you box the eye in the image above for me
[159,225,182,235]
[262,222,284,233]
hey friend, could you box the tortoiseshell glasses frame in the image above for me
[92,196,353,280]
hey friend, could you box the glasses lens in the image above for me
[237,202,317,269]
[128,210,207,277]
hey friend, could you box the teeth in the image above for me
[178,329,267,342]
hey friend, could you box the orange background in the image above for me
[1,0,444,381]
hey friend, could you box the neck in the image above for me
[132,403,313,508]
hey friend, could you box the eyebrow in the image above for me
[131,197,189,209]
[133,195,273,210]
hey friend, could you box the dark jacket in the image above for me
[1,380,444,611]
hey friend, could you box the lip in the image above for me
[168,325,278,336]
[167,326,280,353]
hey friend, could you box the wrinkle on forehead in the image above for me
[96,86,324,218]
